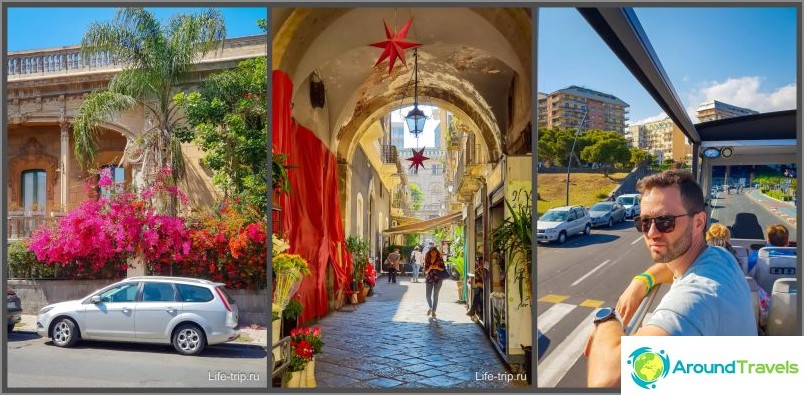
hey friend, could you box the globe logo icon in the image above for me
[627,347,670,389]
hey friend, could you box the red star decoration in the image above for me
[406,147,429,174]
[368,18,422,75]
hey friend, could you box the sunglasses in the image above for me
[634,213,693,233]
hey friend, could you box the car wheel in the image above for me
[173,323,207,356]
[51,317,79,348]
[608,218,614,228]
[557,231,567,244]
[584,224,592,235]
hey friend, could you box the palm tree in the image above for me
[73,7,226,214]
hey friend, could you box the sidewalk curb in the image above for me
[747,191,797,227]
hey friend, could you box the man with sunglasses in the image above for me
[585,170,756,388]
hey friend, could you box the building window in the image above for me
[356,193,364,238]
[98,165,126,198]
[21,169,46,213]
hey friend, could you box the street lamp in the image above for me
[565,113,588,206]
[405,48,427,137]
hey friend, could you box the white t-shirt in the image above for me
[412,250,424,265]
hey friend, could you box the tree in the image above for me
[579,130,630,174]
[176,57,268,213]
[73,8,226,215]
[630,147,649,167]
[409,183,423,211]
[537,127,575,167]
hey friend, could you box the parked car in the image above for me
[7,286,23,333]
[536,205,592,244]
[36,277,239,355]
[589,202,627,227]
[615,194,641,219]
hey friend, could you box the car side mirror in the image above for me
[90,295,102,304]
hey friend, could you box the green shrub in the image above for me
[765,190,792,201]
[283,298,303,321]
[7,240,55,279]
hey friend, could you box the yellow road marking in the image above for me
[538,294,569,304]
[579,299,605,308]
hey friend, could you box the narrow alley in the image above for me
[312,276,527,389]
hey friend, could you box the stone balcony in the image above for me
[7,34,267,81]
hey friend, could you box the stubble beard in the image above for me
[651,221,693,264]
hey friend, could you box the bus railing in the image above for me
[625,284,662,336]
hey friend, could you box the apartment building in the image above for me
[537,85,629,134]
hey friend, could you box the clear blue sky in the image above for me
[8,7,267,52]
[538,7,797,125]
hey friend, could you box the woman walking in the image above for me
[410,246,423,282]
[423,247,448,318]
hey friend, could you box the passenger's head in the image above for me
[394,248,400,253]
[706,223,732,248]
[766,224,790,247]
[414,246,420,251]
[636,170,707,263]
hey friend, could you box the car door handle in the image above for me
[122,307,131,313]
[166,307,177,313]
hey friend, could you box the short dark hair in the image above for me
[636,170,705,214]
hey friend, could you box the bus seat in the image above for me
[732,245,749,275]
[754,247,797,294]
[745,276,760,330]
[766,278,797,336]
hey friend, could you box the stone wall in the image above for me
[8,279,268,326]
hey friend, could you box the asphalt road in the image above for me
[6,330,268,388]
[709,191,797,241]
[535,191,794,388]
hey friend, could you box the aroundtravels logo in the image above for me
[627,347,670,389]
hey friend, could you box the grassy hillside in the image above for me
[537,172,629,216]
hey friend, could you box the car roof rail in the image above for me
[124,276,217,285]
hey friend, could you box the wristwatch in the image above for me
[593,307,622,326]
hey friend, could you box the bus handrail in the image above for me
[625,284,662,336]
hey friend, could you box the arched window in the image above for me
[21,170,46,213]
[356,193,364,238]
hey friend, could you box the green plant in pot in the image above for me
[282,298,303,337]
[345,235,369,283]
[492,198,532,306]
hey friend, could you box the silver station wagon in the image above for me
[36,277,239,355]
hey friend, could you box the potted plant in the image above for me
[285,337,314,387]
[449,255,465,302]
[290,326,323,388]
[345,235,369,302]
[491,198,532,305]
[282,298,303,337]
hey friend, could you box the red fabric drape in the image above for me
[272,70,353,324]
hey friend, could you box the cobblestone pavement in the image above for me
[314,276,528,389]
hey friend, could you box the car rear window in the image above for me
[176,284,214,303]
[216,286,236,305]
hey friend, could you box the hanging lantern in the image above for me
[405,48,427,137]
